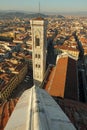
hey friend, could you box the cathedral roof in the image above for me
[45,55,78,100]
[4,86,75,130]
[1,87,87,130]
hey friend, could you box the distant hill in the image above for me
[0,11,65,19]
[0,10,87,19]
[0,11,49,19]
[49,14,65,18]
[57,15,65,18]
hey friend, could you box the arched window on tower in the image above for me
[38,54,40,59]
[35,35,40,46]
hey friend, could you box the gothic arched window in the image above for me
[35,35,40,46]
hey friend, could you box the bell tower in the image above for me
[30,18,47,85]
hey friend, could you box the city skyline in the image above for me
[0,0,87,13]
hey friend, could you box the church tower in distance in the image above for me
[30,17,47,85]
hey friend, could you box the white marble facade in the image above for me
[30,18,47,83]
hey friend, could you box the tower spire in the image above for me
[39,1,40,17]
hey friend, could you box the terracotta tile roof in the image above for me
[45,56,78,100]
[58,45,78,52]
[34,17,44,20]
[25,55,32,59]
[0,98,19,130]
[45,57,68,97]
[56,98,87,130]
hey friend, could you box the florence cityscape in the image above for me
[0,0,87,130]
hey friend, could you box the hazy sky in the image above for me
[0,0,87,12]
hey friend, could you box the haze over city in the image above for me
[0,0,87,14]
[0,0,87,129]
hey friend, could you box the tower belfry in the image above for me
[30,17,47,85]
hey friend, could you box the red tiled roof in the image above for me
[58,45,78,52]
[25,55,32,59]
[45,56,78,100]
[0,98,19,130]
[45,57,68,97]
[34,17,44,20]
[57,98,87,130]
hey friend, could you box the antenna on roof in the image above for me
[39,1,40,16]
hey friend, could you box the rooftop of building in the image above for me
[57,45,79,52]
[0,86,87,130]
[0,98,19,130]
[44,54,78,100]
[33,17,44,21]
[0,73,15,92]
[0,58,27,92]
